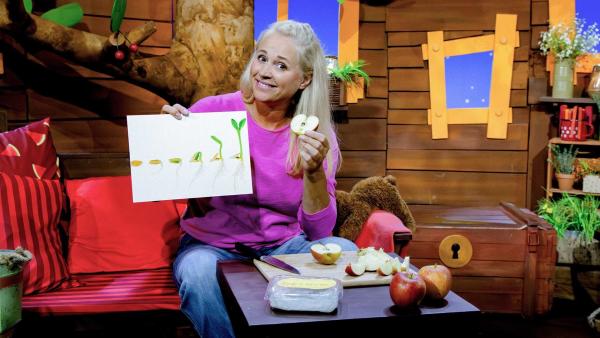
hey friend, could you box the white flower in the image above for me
[539,15,600,62]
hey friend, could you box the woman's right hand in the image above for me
[161,104,190,120]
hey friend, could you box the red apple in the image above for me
[418,263,452,300]
[389,271,426,308]
[114,50,125,60]
[129,43,139,53]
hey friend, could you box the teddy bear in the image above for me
[334,175,416,241]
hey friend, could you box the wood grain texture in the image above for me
[387,149,528,172]
[51,119,129,153]
[57,0,173,21]
[386,0,530,31]
[388,47,425,68]
[389,170,527,206]
[359,23,386,49]
[531,1,550,26]
[359,4,386,22]
[336,177,364,192]
[60,154,131,179]
[388,107,529,125]
[0,89,26,121]
[412,258,525,277]
[388,124,529,150]
[338,151,386,177]
[527,109,552,208]
[359,50,387,77]
[337,119,387,150]
[76,16,173,47]
[366,77,387,98]
[410,242,526,261]
[347,98,387,118]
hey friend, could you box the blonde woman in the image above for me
[162,20,356,338]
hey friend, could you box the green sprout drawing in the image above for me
[169,158,182,164]
[149,159,162,165]
[190,151,203,163]
[210,135,223,161]
[231,118,247,160]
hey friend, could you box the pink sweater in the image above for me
[180,91,338,250]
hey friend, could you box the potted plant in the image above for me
[0,247,31,333]
[539,16,600,98]
[326,57,371,108]
[578,159,600,193]
[549,144,579,190]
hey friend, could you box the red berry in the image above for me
[129,44,139,53]
[114,50,125,60]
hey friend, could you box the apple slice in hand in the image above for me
[291,114,319,135]
[310,243,342,265]
[345,261,366,276]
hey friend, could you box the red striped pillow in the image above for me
[0,172,70,295]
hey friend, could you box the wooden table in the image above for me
[217,260,481,338]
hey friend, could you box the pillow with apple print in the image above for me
[0,117,60,179]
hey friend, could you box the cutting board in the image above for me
[254,251,413,288]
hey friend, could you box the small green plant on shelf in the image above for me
[549,144,579,174]
[537,193,600,243]
[329,60,371,86]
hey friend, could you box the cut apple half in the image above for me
[290,114,319,135]
[310,243,342,265]
[345,261,366,276]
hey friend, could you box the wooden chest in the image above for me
[409,203,557,316]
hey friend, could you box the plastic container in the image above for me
[0,250,24,333]
[264,275,343,313]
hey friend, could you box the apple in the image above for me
[389,271,426,308]
[345,261,366,276]
[310,243,342,265]
[418,263,452,300]
[377,259,394,276]
[291,114,319,135]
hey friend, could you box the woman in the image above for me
[162,20,357,338]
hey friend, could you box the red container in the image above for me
[559,105,594,141]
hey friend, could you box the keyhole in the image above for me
[451,243,460,259]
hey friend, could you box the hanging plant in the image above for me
[22,0,83,27]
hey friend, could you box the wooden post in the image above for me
[339,0,361,103]
[0,52,4,76]
[426,31,448,139]
[277,0,288,21]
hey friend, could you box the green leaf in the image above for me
[110,0,127,33]
[210,135,222,145]
[231,118,238,130]
[23,0,32,14]
[238,118,246,130]
[337,0,345,4]
[41,3,83,27]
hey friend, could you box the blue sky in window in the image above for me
[577,0,600,53]
[444,51,494,109]
[253,0,340,57]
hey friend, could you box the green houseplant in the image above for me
[539,16,600,98]
[326,57,371,107]
[579,159,600,193]
[549,144,579,190]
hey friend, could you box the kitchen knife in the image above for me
[234,242,301,275]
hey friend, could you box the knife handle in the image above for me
[234,242,260,260]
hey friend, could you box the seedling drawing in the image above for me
[131,160,143,167]
[169,158,182,164]
[190,151,203,163]
[231,118,246,160]
[210,135,223,161]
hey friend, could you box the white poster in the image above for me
[127,112,252,202]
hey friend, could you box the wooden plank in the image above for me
[425,31,447,139]
[393,107,527,125]
[27,79,167,120]
[0,89,27,121]
[359,50,387,77]
[510,89,528,107]
[347,98,387,118]
[0,109,6,132]
[51,119,129,153]
[410,224,527,244]
[386,150,528,173]
[388,170,527,206]
[512,62,529,90]
[388,109,428,125]
[531,26,545,50]
[528,78,548,105]
[335,177,363,192]
[452,277,524,294]
[340,0,361,103]
[359,23,386,49]
[337,119,387,150]
[389,92,430,109]
[532,1,549,25]
[388,47,424,68]
[388,124,529,150]
[0,52,3,76]
[515,31,530,62]
[278,0,288,21]
[549,0,574,26]
[388,32,427,47]
[338,151,386,177]
[60,155,131,179]
[77,16,173,47]
[410,242,526,262]
[389,69,429,91]
[359,4,386,22]
[386,0,530,31]
[487,14,517,139]
[57,0,173,22]
[458,292,522,313]
[412,258,525,278]
[366,77,387,98]
[527,108,552,209]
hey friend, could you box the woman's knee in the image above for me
[173,248,220,286]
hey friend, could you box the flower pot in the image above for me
[553,59,575,99]
[583,174,600,193]
[329,76,346,110]
[556,172,576,190]
[0,253,24,333]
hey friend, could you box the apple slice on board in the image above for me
[345,261,366,276]
[291,114,319,135]
[310,243,342,265]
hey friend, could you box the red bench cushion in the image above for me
[22,268,180,315]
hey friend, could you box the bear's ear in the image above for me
[384,175,397,186]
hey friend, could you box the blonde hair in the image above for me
[240,20,341,178]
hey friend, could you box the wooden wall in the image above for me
[1,0,553,209]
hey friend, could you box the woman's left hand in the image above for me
[298,130,329,174]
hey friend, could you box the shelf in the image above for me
[548,188,600,196]
[539,96,595,104]
[549,137,600,146]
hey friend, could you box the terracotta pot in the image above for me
[556,172,576,191]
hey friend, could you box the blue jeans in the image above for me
[172,233,357,338]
